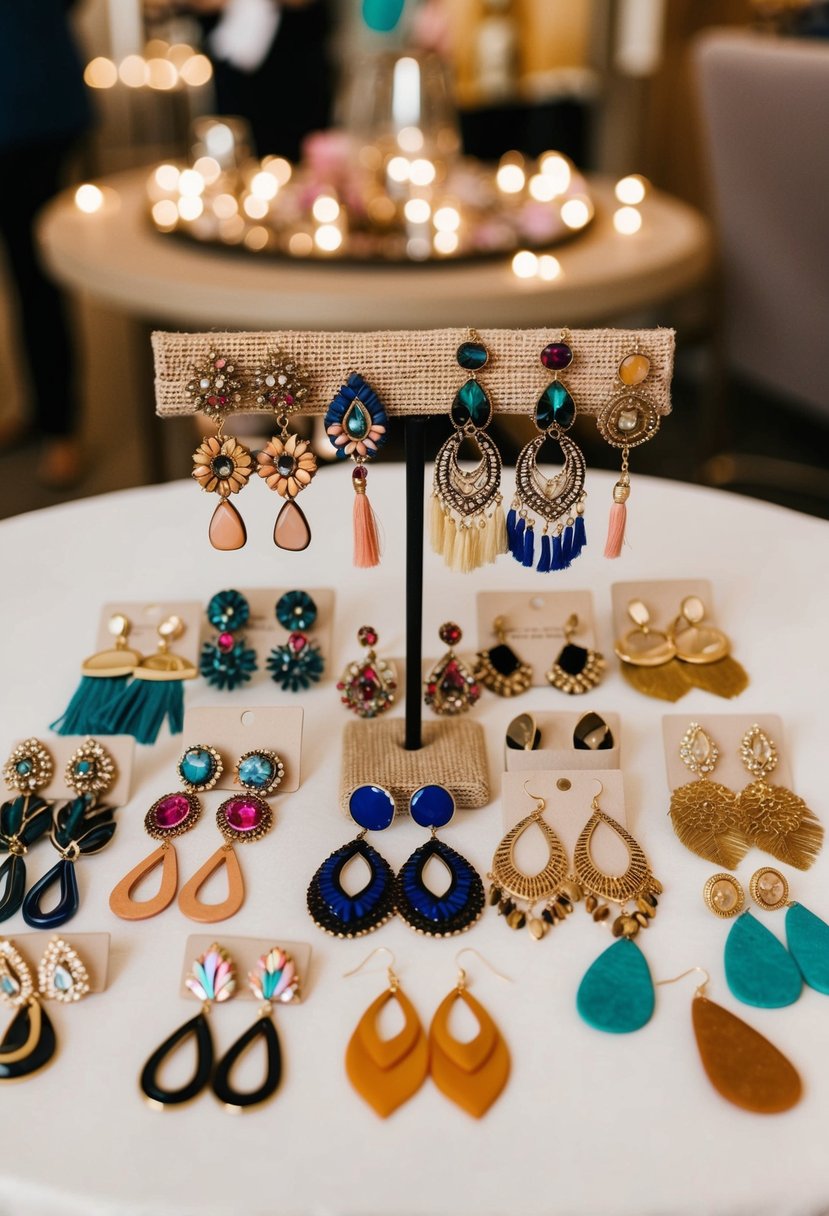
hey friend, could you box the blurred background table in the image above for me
[0,466,827,1216]
[38,169,711,329]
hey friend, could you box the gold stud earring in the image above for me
[702,872,745,918]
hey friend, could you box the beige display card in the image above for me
[477,591,598,687]
[662,714,791,792]
[97,600,202,666]
[180,936,311,1002]
[16,932,110,993]
[501,769,627,873]
[201,588,334,672]
[11,736,135,806]
[504,711,621,773]
[610,579,715,644]
[182,706,303,792]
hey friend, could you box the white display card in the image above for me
[500,769,628,874]
[97,600,202,667]
[200,587,335,681]
[182,705,303,792]
[503,711,621,773]
[662,714,792,792]
[9,735,135,807]
[476,590,599,688]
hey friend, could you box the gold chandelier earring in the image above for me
[614,599,688,702]
[488,781,571,939]
[545,613,605,694]
[473,616,533,697]
[668,596,749,698]
[669,723,747,869]
[737,725,823,870]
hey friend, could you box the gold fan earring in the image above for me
[668,596,749,699]
[614,599,688,702]
[737,725,823,871]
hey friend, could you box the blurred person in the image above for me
[157,0,334,160]
[0,0,91,488]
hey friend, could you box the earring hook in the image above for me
[454,947,512,990]
[655,965,710,998]
[343,945,398,989]
[522,779,546,810]
[592,778,604,809]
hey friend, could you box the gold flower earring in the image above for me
[253,350,318,552]
[188,350,252,551]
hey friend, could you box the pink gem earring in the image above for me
[338,626,396,718]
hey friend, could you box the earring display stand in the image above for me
[153,328,675,811]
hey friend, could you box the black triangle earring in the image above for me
[212,947,300,1111]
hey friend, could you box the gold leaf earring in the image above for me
[545,613,605,694]
[737,725,823,870]
[668,596,749,699]
[473,616,533,697]
[669,723,747,869]
[614,599,688,702]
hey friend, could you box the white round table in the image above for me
[37,170,711,328]
[1,468,827,1216]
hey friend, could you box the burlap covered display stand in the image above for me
[152,325,675,814]
[153,327,674,418]
[340,719,489,815]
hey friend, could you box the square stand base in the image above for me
[340,718,489,816]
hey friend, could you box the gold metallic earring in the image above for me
[748,867,829,998]
[545,613,605,694]
[669,723,747,869]
[614,599,688,702]
[702,872,745,918]
[188,350,251,551]
[473,616,533,697]
[737,725,822,871]
[668,596,749,699]
[423,622,481,716]
[0,936,91,1081]
[597,346,660,558]
[488,781,572,939]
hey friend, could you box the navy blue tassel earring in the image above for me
[199,590,258,691]
[107,616,197,745]
[22,739,118,930]
[51,613,142,736]
[509,332,588,572]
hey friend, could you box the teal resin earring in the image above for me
[572,784,663,1034]
[715,867,829,1009]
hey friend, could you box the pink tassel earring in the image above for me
[596,349,660,559]
[324,374,388,568]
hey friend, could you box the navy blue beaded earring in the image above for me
[200,590,258,691]
[22,740,118,930]
[307,785,397,938]
[267,591,325,692]
[395,785,485,937]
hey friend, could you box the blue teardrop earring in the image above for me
[267,591,325,692]
[199,590,258,691]
[574,783,663,1034]
[307,784,397,938]
[395,785,485,937]
[1,740,55,922]
[22,739,118,930]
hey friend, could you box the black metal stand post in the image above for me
[404,416,427,751]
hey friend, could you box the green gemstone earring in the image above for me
[430,331,508,572]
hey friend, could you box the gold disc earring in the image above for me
[545,613,605,694]
[614,599,689,702]
[669,723,747,869]
[473,616,533,697]
[668,596,749,699]
[737,725,823,871]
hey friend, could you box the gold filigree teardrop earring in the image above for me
[253,350,318,552]
[188,351,251,551]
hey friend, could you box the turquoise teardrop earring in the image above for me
[574,784,663,1033]
[704,870,800,1009]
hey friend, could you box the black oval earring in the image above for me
[139,943,235,1109]
[212,946,300,1111]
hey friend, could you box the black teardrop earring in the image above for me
[140,943,236,1109]
[212,946,300,1111]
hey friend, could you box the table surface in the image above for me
[37,169,711,328]
[1,467,828,1216]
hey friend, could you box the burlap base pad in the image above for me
[339,718,489,816]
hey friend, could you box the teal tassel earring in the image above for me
[52,613,142,736]
[107,617,197,745]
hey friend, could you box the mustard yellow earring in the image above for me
[343,948,428,1119]
[668,596,749,699]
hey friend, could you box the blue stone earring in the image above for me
[307,784,396,938]
[395,785,485,938]
[199,590,258,691]
[267,591,325,692]
[574,784,662,1033]
[1,740,55,923]
[22,740,118,930]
